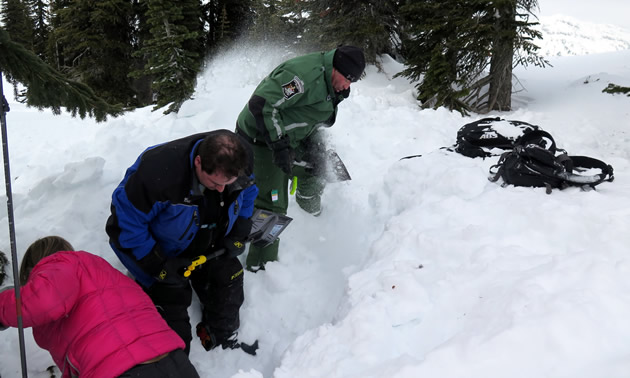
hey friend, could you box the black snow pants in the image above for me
[118,349,200,377]
[142,256,245,355]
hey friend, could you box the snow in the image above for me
[538,0,630,30]
[2,20,630,378]
[536,15,630,56]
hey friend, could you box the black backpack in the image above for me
[489,144,614,194]
[453,117,548,158]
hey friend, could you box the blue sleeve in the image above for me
[239,182,259,218]
[109,182,167,261]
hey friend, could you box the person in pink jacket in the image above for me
[0,236,200,378]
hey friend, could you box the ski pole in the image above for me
[1,71,29,377]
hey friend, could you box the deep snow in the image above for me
[1,22,630,378]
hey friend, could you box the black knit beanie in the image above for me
[333,46,366,82]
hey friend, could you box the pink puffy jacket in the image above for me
[0,251,185,378]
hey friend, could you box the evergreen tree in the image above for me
[483,0,516,111]
[1,28,123,121]
[1,0,35,97]
[603,83,630,97]
[132,0,201,114]
[180,0,205,60]
[46,0,70,70]
[217,4,231,44]
[0,0,34,48]
[48,0,90,71]
[128,0,153,105]
[473,0,547,112]
[25,0,49,59]
[201,0,254,53]
[247,0,300,46]
[398,0,492,114]
[50,0,136,106]
[298,0,402,65]
[398,0,547,115]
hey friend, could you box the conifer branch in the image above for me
[0,28,123,122]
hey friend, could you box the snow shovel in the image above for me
[294,149,351,182]
[325,150,351,182]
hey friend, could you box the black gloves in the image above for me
[0,322,7,331]
[223,217,252,259]
[333,88,350,106]
[137,246,190,286]
[154,258,192,286]
[270,136,294,176]
[302,138,328,177]
[223,237,247,259]
[272,147,294,176]
[136,246,167,277]
[230,217,252,239]
[196,322,238,351]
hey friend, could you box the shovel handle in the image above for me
[290,176,298,195]
[182,247,229,277]
[183,255,207,277]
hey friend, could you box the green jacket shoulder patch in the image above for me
[282,76,304,100]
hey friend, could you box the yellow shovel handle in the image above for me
[183,255,207,277]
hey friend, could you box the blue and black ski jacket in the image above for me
[106,130,258,287]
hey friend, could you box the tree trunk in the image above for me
[487,1,516,112]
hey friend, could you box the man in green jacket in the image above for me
[236,46,365,270]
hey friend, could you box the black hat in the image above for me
[333,46,365,82]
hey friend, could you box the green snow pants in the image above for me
[246,143,325,269]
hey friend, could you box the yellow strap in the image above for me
[290,176,298,195]
[183,255,207,277]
